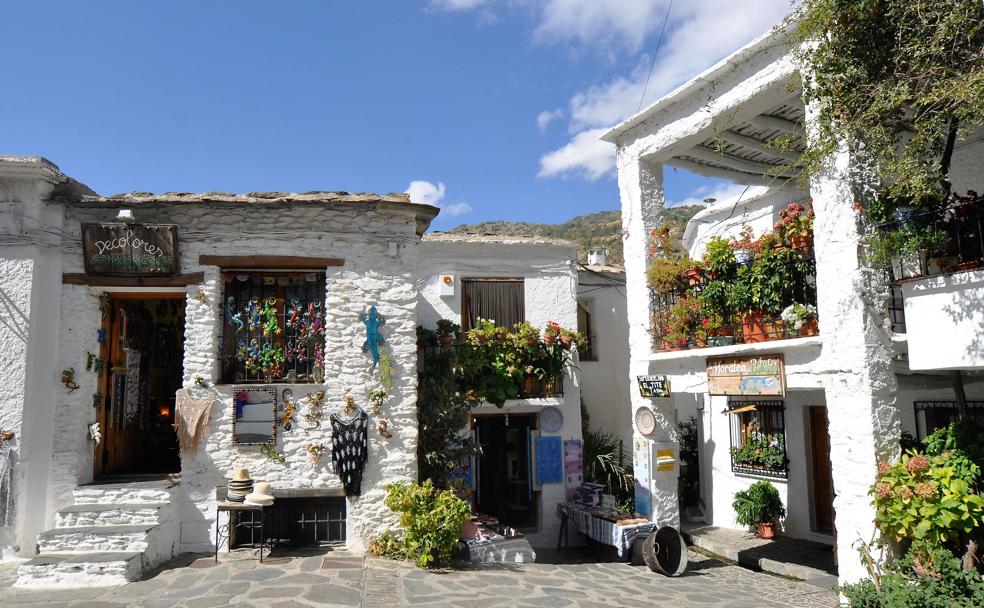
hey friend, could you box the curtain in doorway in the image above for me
[461,280,525,332]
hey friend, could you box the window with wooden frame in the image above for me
[460,278,525,332]
[727,398,788,479]
[220,272,326,384]
[577,302,596,361]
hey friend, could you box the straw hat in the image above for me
[245,482,275,506]
[231,468,252,482]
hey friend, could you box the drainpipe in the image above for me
[951,370,968,421]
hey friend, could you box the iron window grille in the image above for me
[232,497,346,548]
[220,272,326,384]
[888,284,907,334]
[728,398,788,479]
[914,400,984,439]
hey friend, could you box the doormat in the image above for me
[321,556,364,569]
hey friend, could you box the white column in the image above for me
[617,150,679,527]
[806,105,900,586]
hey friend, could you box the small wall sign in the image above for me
[82,223,178,276]
[637,375,670,398]
[706,354,785,396]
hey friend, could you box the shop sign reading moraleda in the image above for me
[82,223,179,276]
[706,354,785,396]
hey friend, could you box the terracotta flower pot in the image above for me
[540,377,560,396]
[741,311,769,343]
[757,522,777,540]
[685,268,704,287]
[799,317,819,337]
[521,374,538,396]
[439,335,453,347]
[790,234,812,252]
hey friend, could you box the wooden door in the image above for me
[809,406,835,533]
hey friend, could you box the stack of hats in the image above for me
[245,482,275,507]
[227,468,253,503]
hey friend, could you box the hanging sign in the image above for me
[637,375,670,398]
[706,354,785,396]
[82,223,179,276]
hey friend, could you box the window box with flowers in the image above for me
[728,399,788,479]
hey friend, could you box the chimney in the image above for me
[587,248,607,266]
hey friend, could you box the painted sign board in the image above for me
[637,375,670,398]
[82,223,179,276]
[633,436,652,517]
[706,354,785,396]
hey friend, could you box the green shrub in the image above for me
[873,450,984,559]
[732,480,785,526]
[366,529,409,560]
[840,549,984,608]
[383,480,471,568]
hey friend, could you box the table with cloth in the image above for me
[556,502,657,558]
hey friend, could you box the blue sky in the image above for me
[1,1,792,231]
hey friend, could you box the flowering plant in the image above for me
[872,449,984,564]
[731,428,787,471]
[773,202,815,243]
[780,303,818,330]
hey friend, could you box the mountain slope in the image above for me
[445,206,704,267]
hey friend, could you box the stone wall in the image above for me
[53,201,426,553]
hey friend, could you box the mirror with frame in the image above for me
[232,386,277,446]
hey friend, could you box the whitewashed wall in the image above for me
[577,270,632,449]
[417,237,583,547]
[52,201,427,554]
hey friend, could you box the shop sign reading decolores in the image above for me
[82,223,179,276]
[706,354,785,396]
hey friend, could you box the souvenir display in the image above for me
[85,352,96,372]
[304,391,326,429]
[279,389,298,430]
[223,279,326,383]
[306,443,326,464]
[360,306,386,368]
[343,395,358,415]
[260,444,286,464]
[634,406,657,437]
[61,368,80,392]
[88,422,102,445]
[330,409,369,496]
[226,468,253,503]
[194,289,209,304]
[376,418,392,439]
[535,436,563,484]
[564,439,584,493]
[367,389,387,415]
[245,481,275,506]
[174,389,216,454]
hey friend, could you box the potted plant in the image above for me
[780,303,818,337]
[732,480,786,540]
[731,226,758,266]
[774,202,815,251]
[665,297,702,349]
[702,236,737,278]
[436,319,460,347]
[646,257,688,296]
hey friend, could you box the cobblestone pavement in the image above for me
[0,549,838,608]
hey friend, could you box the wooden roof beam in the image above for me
[666,157,785,187]
[718,131,801,163]
[686,146,785,176]
[747,114,804,136]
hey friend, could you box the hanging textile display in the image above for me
[174,389,216,455]
[124,348,142,425]
[0,441,14,528]
[564,439,584,499]
[535,436,563,484]
[330,409,369,496]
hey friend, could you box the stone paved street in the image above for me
[0,549,838,608]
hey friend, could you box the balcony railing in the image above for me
[650,247,819,352]
[881,195,984,281]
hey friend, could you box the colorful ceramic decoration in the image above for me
[634,406,657,437]
[306,443,326,464]
[280,389,297,431]
[360,306,386,368]
[376,418,393,439]
[304,390,326,429]
[564,439,584,494]
[88,422,102,445]
[97,328,106,344]
[61,369,80,393]
[367,389,387,415]
[260,444,286,464]
[225,297,245,332]
[194,290,209,305]
[85,352,96,372]
[343,395,358,416]
[539,407,563,433]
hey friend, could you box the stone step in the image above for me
[72,481,173,506]
[55,503,167,528]
[38,525,155,554]
[14,551,143,588]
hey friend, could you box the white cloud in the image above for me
[428,0,491,11]
[533,0,670,54]
[405,180,473,217]
[538,0,793,180]
[406,180,447,206]
[537,128,614,181]
[443,202,474,216]
[536,108,564,133]
[667,183,761,208]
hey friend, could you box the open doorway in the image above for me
[94,294,185,478]
[473,414,538,529]
[809,406,835,534]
